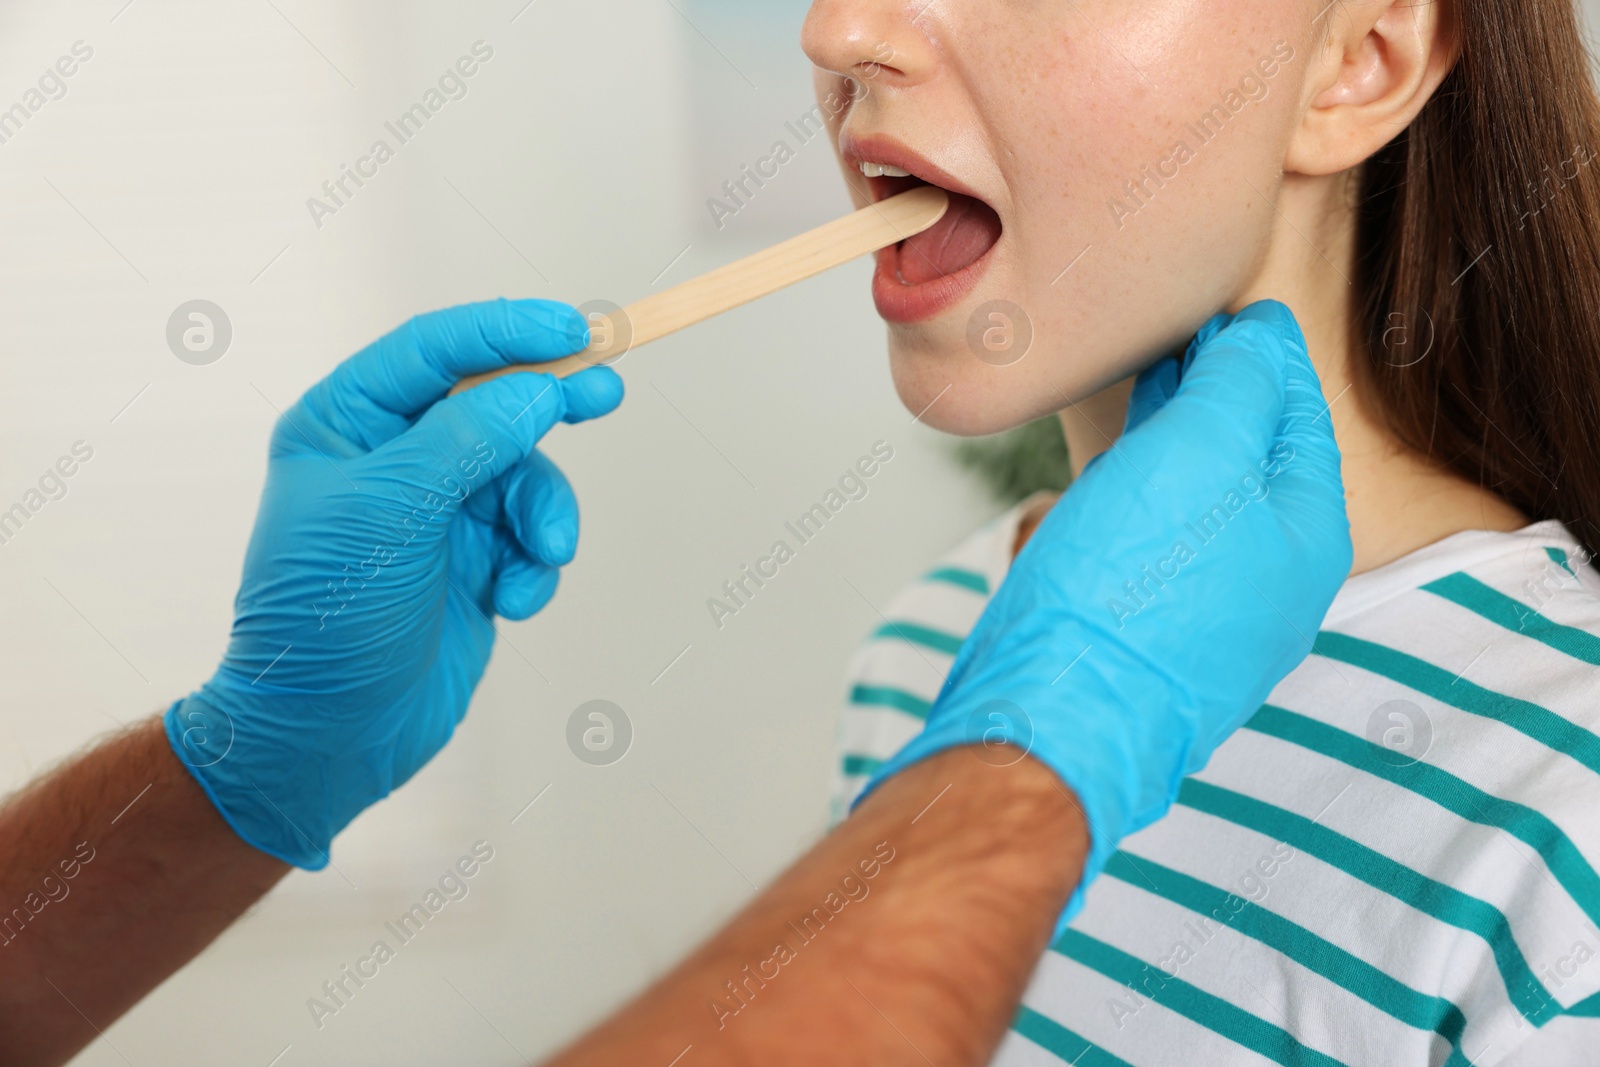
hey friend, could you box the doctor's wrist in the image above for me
[856,746,1087,909]
[161,694,337,870]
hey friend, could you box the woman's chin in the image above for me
[886,348,1055,437]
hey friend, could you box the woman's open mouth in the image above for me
[846,138,1003,325]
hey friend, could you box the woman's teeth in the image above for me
[858,161,912,178]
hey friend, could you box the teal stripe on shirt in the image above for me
[1246,704,1600,928]
[870,620,965,656]
[1548,547,1576,576]
[1176,777,1558,1024]
[925,566,989,595]
[1103,851,1472,1058]
[1010,1005,1137,1066]
[1422,572,1600,666]
[1568,989,1600,1017]
[1053,928,1351,1067]
[1312,631,1600,776]
[840,753,882,777]
[848,683,932,720]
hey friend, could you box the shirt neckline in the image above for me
[985,501,1585,627]
[1322,519,1587,625]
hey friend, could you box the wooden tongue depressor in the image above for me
[449,185,950,394]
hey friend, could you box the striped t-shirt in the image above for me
[832,497,1600,1066]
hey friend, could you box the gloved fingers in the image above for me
[1157,299,1302,469]
[1275,323,1343,470]
[367,370,573,504]
[1239,300,1346,498]
[492,541,561,621]
[291,299,591,454]
[559,365,626,425]
[1229,299,1305,350]
[500,450,580,567]
[464,450,580,566]
[1265,327,1352,562]
[1179,309,1235,376]
[1123,355,1181,435]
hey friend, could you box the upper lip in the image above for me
[839,132,990,206]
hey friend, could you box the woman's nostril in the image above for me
[800,1,930,82]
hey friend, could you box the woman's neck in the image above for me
[1056,171,1526,576]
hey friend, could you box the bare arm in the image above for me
[0,717,288,1067]
[0,720,1079,1067]
[547,747,1085,1067]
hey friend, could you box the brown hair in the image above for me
[1355,0,1600,559]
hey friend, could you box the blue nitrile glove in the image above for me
[165,299,623,868]
[858,300,1351,931]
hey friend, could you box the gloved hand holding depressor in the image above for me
[165,299,623,868]
[856,300,1352,933]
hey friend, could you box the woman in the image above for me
[810,0,1600,1062]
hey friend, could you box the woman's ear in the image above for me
[1286,0,1458,176]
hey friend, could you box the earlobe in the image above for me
[1285,0,1458,177]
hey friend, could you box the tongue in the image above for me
[895,191,1002,285]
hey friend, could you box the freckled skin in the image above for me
[804,0,1533,580]
[803,0,1316,436]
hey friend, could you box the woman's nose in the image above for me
[801,0,937,89]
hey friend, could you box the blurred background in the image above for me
[0,2,1595,1064]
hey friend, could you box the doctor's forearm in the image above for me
[0,716,288,1067]
[547,749,1085,1067]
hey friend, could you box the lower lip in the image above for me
[870,239,996,325]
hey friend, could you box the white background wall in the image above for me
[3,2,1599,1065]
